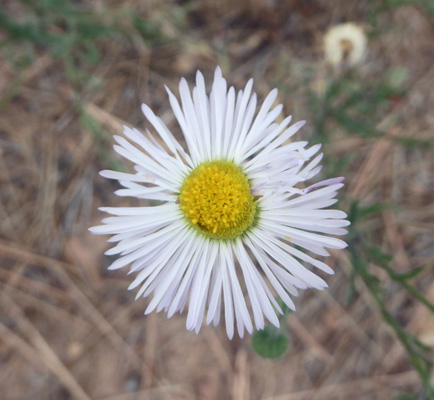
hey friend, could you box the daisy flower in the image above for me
[324,23,367,67]
[90,67,349,339]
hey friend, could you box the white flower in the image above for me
[90,67,349,339]
[324,23,367,67]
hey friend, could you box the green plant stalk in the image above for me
[380,263,434,315]
[350,246,433,397]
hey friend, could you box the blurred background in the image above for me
[1,1,434,399]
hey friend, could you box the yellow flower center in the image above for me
[179,161,257,239]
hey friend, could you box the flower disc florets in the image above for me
[179,160,257,239]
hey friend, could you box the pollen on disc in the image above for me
[179,161,257,239]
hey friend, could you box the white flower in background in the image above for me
[324,23,367,67]
[90,67,349,339]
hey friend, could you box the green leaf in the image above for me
[252,325,289,359]
[347,200,360,224]
[366,245,393,265]
[390,266,425,282]
[347,200,398,225]
[133,15,163,42]
[358,203,399,219]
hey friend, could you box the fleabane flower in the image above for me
[324,22,367,67]
[90,67,349,339]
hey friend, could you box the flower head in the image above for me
[324,23,367,67]
[90,67,349,339]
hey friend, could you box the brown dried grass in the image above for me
[0,1,433,399]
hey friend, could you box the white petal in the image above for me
[167,237,203,317]
[223,243,253,336]
[221,250,235,339]
[227,78,253,158]
[233,240,265,330]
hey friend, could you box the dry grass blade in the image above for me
[98,385,186,400]
[263,371,419,400]
[0,1,433,398]
[349,62,434,199]
[0,240,145,368]
[85,102,128,135]
[0,294,92,400]
[232,349,250,400]
[0,240,76,276]
[288,315,333,363]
